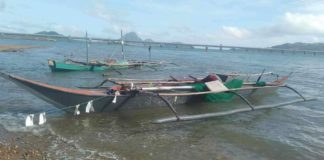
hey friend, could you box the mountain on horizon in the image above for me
[122,32,142,41]
[35,31,63,36]
[271,42,324,51]
[144,38,154,42]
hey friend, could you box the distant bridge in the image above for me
[1,32,323,54]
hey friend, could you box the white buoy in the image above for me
[112,96,117,104]
[74,104,80,115]
[131,83,134,90]
[112,91,120,104]
[39,112,46,125]
[25,114,34,127]
[85,100,94,113]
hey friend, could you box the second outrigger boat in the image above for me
[48,31,170,72]
[0,72,315,123]
[48,59,167,72]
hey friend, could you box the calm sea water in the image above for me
[0,38,323,159]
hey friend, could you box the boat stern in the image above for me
[48,59,56,72]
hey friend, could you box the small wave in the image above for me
[0,112,48,134]
[46,127,120,159]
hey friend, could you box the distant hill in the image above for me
[144,38,154,42]
[122,32,142,41]
[271,42,324,51]
[35,31,64,36]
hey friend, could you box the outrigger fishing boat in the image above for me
[48,59,168,72]
[48,31,169,72]
[0,72,315,123]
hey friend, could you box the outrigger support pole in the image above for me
[101,98,115,112]
[153,97,315,123]
[157,95,180,121]
[139,91,180,120]
[155,91,255,122]
[227,91,254,110]
[114,91,138,111]
[153,85,316,123]
[282,85,306,100]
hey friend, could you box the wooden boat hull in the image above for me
[48,59,161,72]
[48,60,124,72]
[0,72,194,113]
[0,72,286,114]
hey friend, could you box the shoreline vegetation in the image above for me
[0,45,41,52]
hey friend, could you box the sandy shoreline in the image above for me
[0,124,116,159]
[0,45,41,52]
[0,125,50,159]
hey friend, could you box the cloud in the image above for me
[1,0,324,47]
[170,25,193,34]
[0,24,27,33]
[292,0,324,13]
[48,24,83,36]
[89,1,133,33]
[0,19,83,36]
[130,0,193,14]
[206,12,324,47]
[90,4,125,24]
[0,20,42,33]
[0,0,5,12]
[282,12,324,35]
[221,26,251,39]
[201,11,324,47]
[255,12,324,38]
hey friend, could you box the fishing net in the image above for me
[192,79,244,102]
[256,81,266,86]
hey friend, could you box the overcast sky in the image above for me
[0,0,324,47]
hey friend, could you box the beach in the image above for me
[0,125,48,159]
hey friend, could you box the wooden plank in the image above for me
[106,72,274,82]
[112,80,196,85]
[158,85,284,96]
[205,80,228,92]
[141,86,194,91]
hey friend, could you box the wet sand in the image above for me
[0,45,41,52]
[0,124,119,159]
[0,125,49,159]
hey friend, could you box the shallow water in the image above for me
[0,38,323,159]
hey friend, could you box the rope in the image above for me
[27,94,115,115]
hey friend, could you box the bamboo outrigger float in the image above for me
[0,72,315,123]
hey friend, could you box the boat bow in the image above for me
[0,72,107,110]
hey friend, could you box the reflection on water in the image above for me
[0,38,324,159]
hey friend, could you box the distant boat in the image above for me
[48,59,115,72]
[48,30,166,72]
[47,59,164,72]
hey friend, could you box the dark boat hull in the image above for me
[48,59,116,72]
[0,72,128,112]
[0,72,287,114]
[0,72,193,113]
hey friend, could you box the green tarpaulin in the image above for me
[192,79,244,102]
